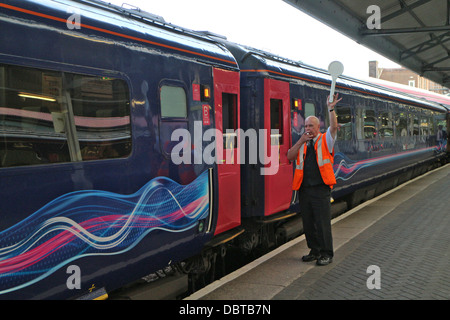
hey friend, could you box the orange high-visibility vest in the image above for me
[292,132,336,190]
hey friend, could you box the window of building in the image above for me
[0,64,131,168]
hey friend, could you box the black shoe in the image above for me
[316,256,333,266]
[302,253,319,262]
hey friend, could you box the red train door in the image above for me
[213,68,241,235]
[263,78,293,216]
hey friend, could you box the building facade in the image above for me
[369,60,449,95]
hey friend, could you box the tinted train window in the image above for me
[420,117,429,137]
[66,74,131,161]
[270,99,283,145]
[304,102,315,119]
[0,66,70,167]
[223,93,237,149]
[395,112,407,138]
[380,112,393,138]
[428,113,435,135]
[160,86,187,118]
[411,114,419,137]
[363,109,376,139]
[336,107,352,141]
[159,85,188,158]
[0,64,131,168]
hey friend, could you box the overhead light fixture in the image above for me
[18,92,56,102]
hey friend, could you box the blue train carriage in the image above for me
[368,78,450,159]
[0,0,241,299]
[220,40,447,215]
[324,75,448,206]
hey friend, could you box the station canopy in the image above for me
[283,0,450,89]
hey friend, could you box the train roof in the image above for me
[367,77,450,111]
[0,0,238,69]
[2,0,447,114]
[220,40,448,113]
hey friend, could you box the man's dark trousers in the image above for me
[299,184,333,258]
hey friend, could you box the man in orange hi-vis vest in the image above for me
[287,94,341,266]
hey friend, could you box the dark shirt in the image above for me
[302,139,325,187]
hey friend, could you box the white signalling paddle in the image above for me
[328,61,344,103]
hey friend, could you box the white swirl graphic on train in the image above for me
[0,171,210,295]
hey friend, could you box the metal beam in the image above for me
[282,0,450,88]
[380,0,433,24]
[423,55,450,69]
[400,32,450,61]
[362,25,450,36]
[283,0,424,69]
[423,66,450,72]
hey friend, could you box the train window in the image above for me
[412,114,419,137]
[420,117,429,137]
[222,93,237,150]
[66,73,131,161]
[379,112,393,138]
[0,64,131,168]
[304,102,315,119]
[270,99,283,145]
[160,86,187,118]
[363,109,376,139]
[0,65,70,167]
[395,112,408,139]
[355,107,364,140]
[336,107,352,141]
[429,115,435,135]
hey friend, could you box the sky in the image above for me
[101,0,401,79]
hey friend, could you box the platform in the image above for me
[186,164,450,300]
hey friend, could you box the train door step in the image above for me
[206,227,245,248]
[109,272,188,300]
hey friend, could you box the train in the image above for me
[0,0,448,300]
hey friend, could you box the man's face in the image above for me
[305,117,320,138]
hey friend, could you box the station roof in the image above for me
[283,0,450,89]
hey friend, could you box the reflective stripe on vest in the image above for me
[295,144,305,171]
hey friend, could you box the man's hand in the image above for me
[327,93,342,110]
[287,132,313,162]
